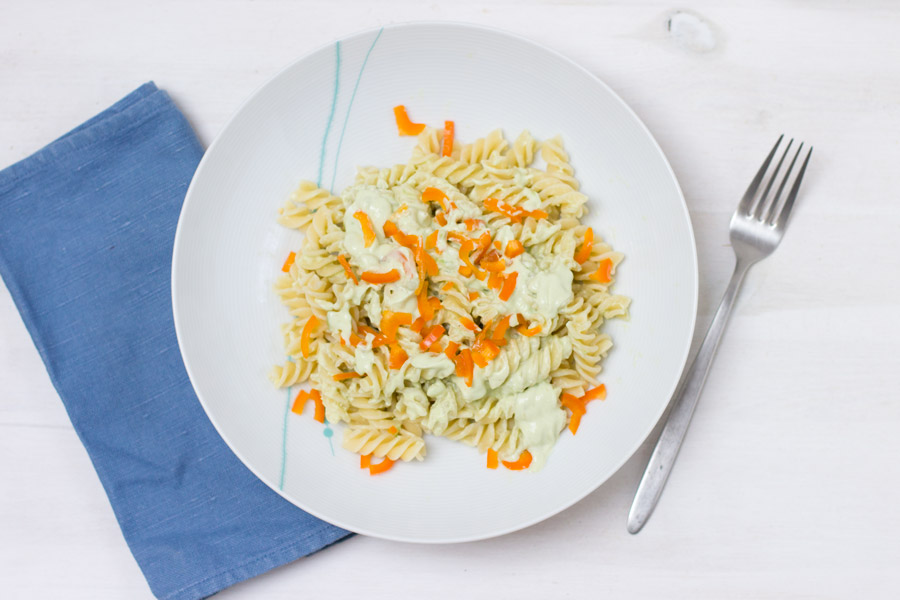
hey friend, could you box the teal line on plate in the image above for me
[317,41,342,188]
[323,418,335,456]
[329,27,384,191]
[278,384,291,490]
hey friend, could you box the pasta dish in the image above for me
[270,108,629,474]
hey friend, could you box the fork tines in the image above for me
[738,135,813,230]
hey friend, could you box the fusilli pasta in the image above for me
[269,125,628,472]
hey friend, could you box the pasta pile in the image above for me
[270,116,629,473]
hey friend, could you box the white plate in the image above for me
[172,22,697,543]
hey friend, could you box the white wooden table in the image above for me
[2,1,898,598]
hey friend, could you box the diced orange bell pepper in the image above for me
[499,272,518,301]
[281,251,296,272]
[393,105,425,136]
[502,450,533,470]
[442,120,454,157]
[380,311,413,341]
[574,227,594,264]
[590,258,613,283]
[361,269,401,284]
[353,211,377,247]
[300,315,320,358]
[368,456,395,475]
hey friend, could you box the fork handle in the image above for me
[627,256,753,533]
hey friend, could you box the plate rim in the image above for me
[172,20,699,543]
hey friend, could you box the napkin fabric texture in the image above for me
[0,82,350,599]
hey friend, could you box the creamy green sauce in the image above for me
[424,380,457,434]
[326,309,353,343]
[513,382,566,470]
[353,345,376,374]
[503,253,573,320]
[520,188,542,211]
[410,352,455,378]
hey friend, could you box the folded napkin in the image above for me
[0,83,350,599]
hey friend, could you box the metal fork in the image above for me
[627,135,813,534]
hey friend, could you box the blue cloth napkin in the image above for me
[0,82,350,599]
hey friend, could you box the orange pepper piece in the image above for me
[425,230,438,250]
[413,245,426,295]
[448,232,470,245]
[574,227,594,264]
[559,393,584,412]
[455,349,474,387]
[291,390,309,415]
[444,340,459,360]
[388,343,408,369]
[568,410,584,434]
[492,315,511,345]
[481,259,506,272]
[281,251,296,272]
[380,311,413,341]
[582,384,607,403]
[311,389,325,423]
[338,254,359,284]
[361,269,401,284]
[353,211,377,247]
[300,315,320,358]
[357,324,389,347]
[368,456,395,475]
[475,319,494,343]
[473,233,493,263]
[561,393,587,434]
[442,120,454,157]
[471,339,500,367]
[483,198,522,223]
[458,239,486,280]
[499,272,518,301]
[516,322,542,336]
[422,187,449,211]
[435,211,447,226]
[460,317,478,331]
[502,450,533,470]
[505,240,525,259]
[422,249,439,277]
[417,289,434,321]
[419,324,445,350]
[410,317,425,333]
[360,454,371,469]
[332,371,361,381]
[487,449,499,469]
[471,348,488,368]
[393,105,425,136]
[590,258,613,283]
[383,220,418,250]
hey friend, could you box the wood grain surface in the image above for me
[2,1,898,598]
